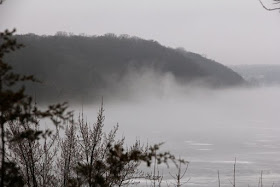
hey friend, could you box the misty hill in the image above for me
[231,65,280,86]
[6,33,244,103]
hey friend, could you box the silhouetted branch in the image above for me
[259,0,280,11]
[218,170,221,187]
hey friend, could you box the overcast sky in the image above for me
[0,0,279,65]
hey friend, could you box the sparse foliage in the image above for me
[67,103,182,187]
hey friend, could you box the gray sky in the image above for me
[0,0,279,65]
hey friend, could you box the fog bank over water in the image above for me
[72,67,245,105]
[80,85,280,142]
[7,34,245,104]
[75,83,280,186]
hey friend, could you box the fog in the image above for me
[2,0,280,186]
[68,71,280,186]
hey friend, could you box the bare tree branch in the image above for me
[259,0,280,11]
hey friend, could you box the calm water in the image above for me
[78,87,280,186]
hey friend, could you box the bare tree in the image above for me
[7,120,59,187]
[37,137,59,187]
[75,102,145,186]
[0,29,71,186]
[57,120,79,187]
[7,121,40,187]
[229,158,237,187]
[146,151,163,187]
[259,0,280,11]
[169,160,190,187]
[217,170,221,187]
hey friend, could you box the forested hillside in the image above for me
[6,33,245,103]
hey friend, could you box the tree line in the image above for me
[5,33,245,104]
[0,29,187,187]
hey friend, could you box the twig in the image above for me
[259,0,280,11]
[260,170,263,187]
[218,170,221,187]
[229,158,237,187]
